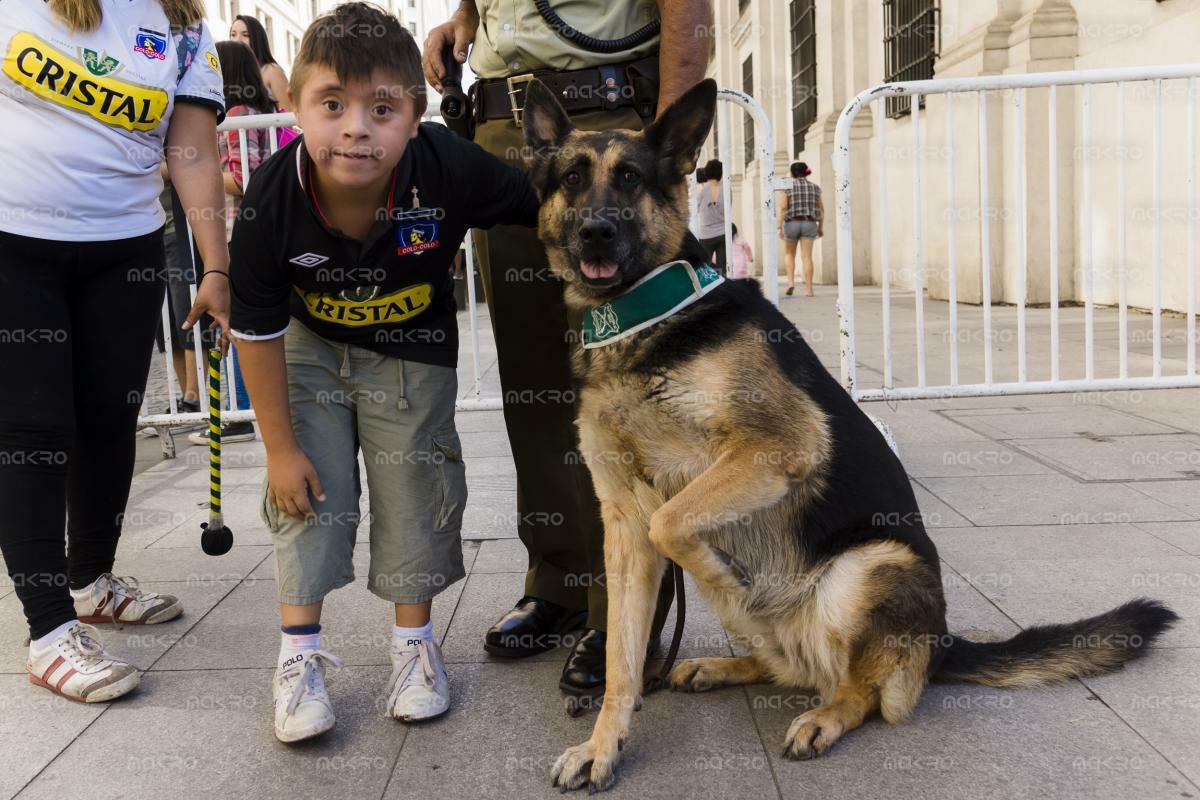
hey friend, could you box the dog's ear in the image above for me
[643,79,717,182]
[522,79,574,192]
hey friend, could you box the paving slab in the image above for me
[461,488,521,540]
[940,405,1181,440]
[910,483,974,528]
[1126,480,1200,519]
[931,524,1187,563]
[460,429,515,459]
[13,667,404,800]
[859,403,989,444]
[1084,647,1200,787]
[898,440,1057,479]
[940,568,1023,643]
[384,660,779,800]
[934,554,1200,648]
[470,538,529,574]
[749,681,1196,800]
[454,410,509,434]
[1135,521,1200,555]
[1008,434,1200,482]
[0,674,106,800]
[145,482,274,548]
[918,473,1190,526]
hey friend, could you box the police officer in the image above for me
[424,0,712,696]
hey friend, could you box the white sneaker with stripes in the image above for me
[26,623,140,703]
[71,573,183,625]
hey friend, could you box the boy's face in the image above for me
[293,66,420,191]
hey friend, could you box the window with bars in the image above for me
[883,0,939,118]
[742,55,754,166]
[790,0,816,155]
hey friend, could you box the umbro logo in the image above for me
[289,253,330,268]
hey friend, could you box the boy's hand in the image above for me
[268,446,327,523]
[422,2,479,92]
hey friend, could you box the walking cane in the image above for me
[200,346,234,555]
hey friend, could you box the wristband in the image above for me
[201,270,230,281]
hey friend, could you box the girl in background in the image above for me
[729,223,754,280]
[230,14,291,113]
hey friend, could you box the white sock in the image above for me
[31,620,79,652]
[392,620,434,651]
[68,577,101,598]
[278,630,321,669]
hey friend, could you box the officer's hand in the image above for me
[423,4,479,92]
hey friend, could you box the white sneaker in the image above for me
[27,623,140,703]
[386,638,450,722]
[272,650,342,743]
[72,573,183,626]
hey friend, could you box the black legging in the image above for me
[698,235,727,275]
[0,228,165,638]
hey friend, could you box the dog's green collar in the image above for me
[581,260,723,349]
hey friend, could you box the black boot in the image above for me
[483,596,586,658]
[558,628,665,695]
[559,628,606,694]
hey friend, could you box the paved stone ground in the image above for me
[4,285,1199,800]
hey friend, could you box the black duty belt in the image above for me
[473,55,659,127]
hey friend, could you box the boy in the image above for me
[229,3,538,742]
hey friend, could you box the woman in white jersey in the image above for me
[0,0,228,703]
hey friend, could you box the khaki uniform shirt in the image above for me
[469,0,661,78]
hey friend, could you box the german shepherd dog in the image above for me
[519,78,1179,792]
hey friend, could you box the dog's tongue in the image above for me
[580,260,619,280]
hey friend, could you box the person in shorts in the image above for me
[229,3,538,742]
[776,161,823,297]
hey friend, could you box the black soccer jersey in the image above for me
[229,123,539,367]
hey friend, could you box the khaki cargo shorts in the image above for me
[261,323,467,605]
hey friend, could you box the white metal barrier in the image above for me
[142,90,780,451]
[834,64,1200,401]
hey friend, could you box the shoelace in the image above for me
[63,623,112,671]
[281,650,343,716]
[387,641,440,709]
[100,574,161,604]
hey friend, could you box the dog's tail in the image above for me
[933,598,1178,689]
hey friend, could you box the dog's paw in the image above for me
[550,738,620,793]
[782,707,847,760]
[709,545,753,589]
[669,658,723,692]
